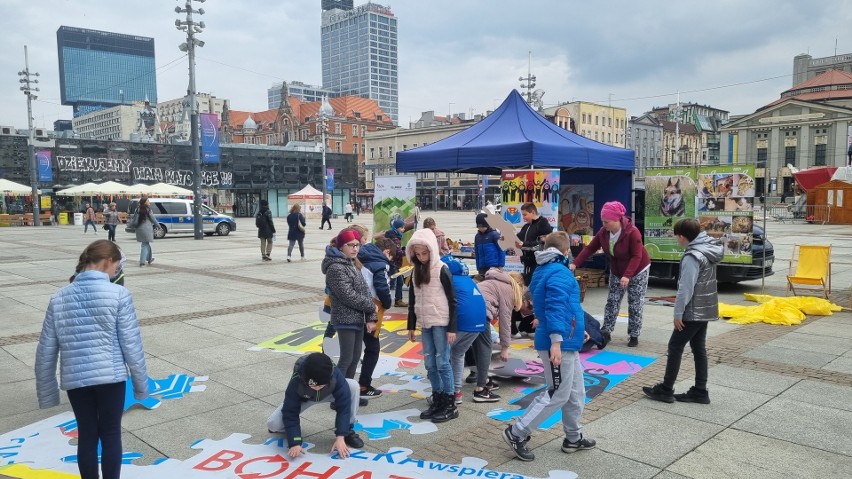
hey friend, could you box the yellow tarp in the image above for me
[719,294,842,325]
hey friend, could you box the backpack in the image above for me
[255,211,265,228]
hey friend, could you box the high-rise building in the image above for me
[321,2,398,124]
[793,52,852,86]
[268,81,335,109]
[322,0,353,10]
[57,26,157,116]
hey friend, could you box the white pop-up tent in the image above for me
[287,184,331,219]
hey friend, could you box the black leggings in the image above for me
[67,381,126,479]
[359,325,380,388]
[663,321,708,390]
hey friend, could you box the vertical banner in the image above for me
[500,169,560,232]
[644,165,755,264]
[37,150,53,182]
[374,175,417,246]
[200,113,220,164]
[326,167,335,191]
[558,184,595,237]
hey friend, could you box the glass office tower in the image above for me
[57,26,157,116]
[321,3,398,124]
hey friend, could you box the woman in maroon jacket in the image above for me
[571,201,650,347]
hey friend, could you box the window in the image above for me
[335,123,342,134]
[353,124,358,136]
[388,146,393,157]
[369,148,375,159]
[785,146,796,166]
[353,143,359,154]
[595,132,599,140]
[315,123,321,135]
[757,147,767,168]
[815,144,827,166]
[608,118,612,127]
[336,141,342,153]
[379,147,384,158]
[361,126,367,136]
[595,116,599,126]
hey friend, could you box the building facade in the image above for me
[71,101,161,141]
[268,81,335,109]
[321,2,398,124]
[793,52,852,86]
[543,101,627,147]
[651,103,728,165]
[158,93,229,143]
[627,114,663,177]
[721,69,852,194]
[57,26,157,116]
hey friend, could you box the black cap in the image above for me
[260,199,269,208]
[303,352,333,386]
[476,213,489,228]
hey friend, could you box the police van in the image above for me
[129,199,236,239]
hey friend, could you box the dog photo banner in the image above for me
[644,165,755,264]
[500,169,560,231]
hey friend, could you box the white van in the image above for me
[129,199,236,239]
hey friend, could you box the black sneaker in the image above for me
[502,426,534,461]
[562,435,596,452]
[473,388,501,403]
[330,401,336,410]
[465,370,477,384]
[360,386,383,399]
[344,431,364,449]
[642,383,675,403]
[627,336,639,347]
[485,378,500,391]
[601,331,611,347]
[674,386,711,404]
[359,398,368,407]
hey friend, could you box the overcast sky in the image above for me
[1,0,851,129]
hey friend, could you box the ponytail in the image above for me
[70,240,122,281]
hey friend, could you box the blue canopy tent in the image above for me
[396,89,635,230]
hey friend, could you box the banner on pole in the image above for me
[374,175,417,246]
[37,149,52,182]
[200,113,220,164]
[326,167,335,191]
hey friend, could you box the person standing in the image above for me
[385,219,407,307]
[515,203,553,285]
[571,201,650,348]
[286,204,307,262]
[83,203,97,235]
[255,200,276,261]
[502,232,595,462]
[51,200,60,225]
[103,202,119,242]
[320,202,333,230]
[344,202,353,223]
[35,240,149,479]
[643,219,722,405]
[423,217,450,256]
[474,213,506,277]
[357,236,395,400]
[134,197,158,267]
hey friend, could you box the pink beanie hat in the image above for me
[600,201,626,221]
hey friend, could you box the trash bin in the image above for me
[59,212,69,225]
[73,213,83,225]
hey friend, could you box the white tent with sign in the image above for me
[0,179,39,195]
[287,184,330,219]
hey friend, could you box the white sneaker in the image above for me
[511,333,522,339]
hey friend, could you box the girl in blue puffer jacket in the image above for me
[35,239,149,479]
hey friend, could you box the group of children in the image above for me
[268,213,722,463]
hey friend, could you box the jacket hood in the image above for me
[484,268,512,284]
[615,215,636,235]
[321,245,352,274]
[440,254,469,276]
[687,231,724,264]
[358,242,390,265]
[406,228,440,266]
[535,246,570,265]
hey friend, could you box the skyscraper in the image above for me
[321,2,398,124]
[57,26,157,116]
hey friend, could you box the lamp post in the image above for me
[19,45,40,226]
[175,0,206,240]
[319,95,334,209]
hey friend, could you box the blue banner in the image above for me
[326,167,335,191]
[200,113,220,164]
[37,149,52,182]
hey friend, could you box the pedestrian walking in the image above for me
[344,202,353,223]
[82,203,97,234]
[320,202,333,230]
[35,239,149,479]
[256,200,276,261]
[286,204,307,262]
[133,197,157,267]
[103,202,119,242]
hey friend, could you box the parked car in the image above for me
[128,199,236,239]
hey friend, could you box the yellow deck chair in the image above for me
[787,244,831,298]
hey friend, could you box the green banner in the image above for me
[373,175,417,246]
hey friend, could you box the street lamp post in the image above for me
[319,96,334,209]
[19,45,40,226]
[176,0,206,240]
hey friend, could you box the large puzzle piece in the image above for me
[353,408,437,440]
[378,371,433,398]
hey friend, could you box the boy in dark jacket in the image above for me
[385,219,407,307]
[356,237,396,399]
[515,203,553,285]
[256,199,276,261]
[503,231,595,462]
[643,219,722,405]
[474,213,506,276]
[320,203,333,230]
[267,352,364,458]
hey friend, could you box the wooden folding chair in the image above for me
[787,244,832,298]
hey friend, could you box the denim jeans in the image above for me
[421,325,454,395]
[139,242,152,265]
[106,224,116,241]
[83,220,97,233]
[393,275,404,301]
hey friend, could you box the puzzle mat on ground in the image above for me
[487,350,656,430]
[1,426,577,479]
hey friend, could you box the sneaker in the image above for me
[148,257,155,265]
[485,378,500,391]
[502,426,534,461]
[394,299,408,308]
[301,257,306,262]
[360,386,383,399]
[287,257,292,263]
[520,331,530,338]
[674,386,711,404]
[359,398,368,407]
[330,401,336,410]
[601,331,611,347]
[562,435,596,452]
[511,333,523,339]
[454,391,463,404]
[344,431,364,449]
[473,388,501,403]
[139,263,145,267]
[642,383,675,403]
[465,370,477,384]
[627,336,638,347]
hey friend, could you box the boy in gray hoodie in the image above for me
[643,218,722,405]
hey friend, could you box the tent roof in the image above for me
[0,179,38,195]
[288,184,326,198]
[793,166,838,192]
[396,90,635,174]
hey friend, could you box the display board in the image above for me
[374,175,417,245]
[500,169,560,231]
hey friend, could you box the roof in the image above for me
[784,69,852,92]
[659,120,699,134]
[228,109,278,130]
[760,69,852,109]
[295,96,392,124]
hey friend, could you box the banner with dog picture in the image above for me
[500,169,560,231]
[644,165,755,264]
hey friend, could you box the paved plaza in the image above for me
[1,211,851,478]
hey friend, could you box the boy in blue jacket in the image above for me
[503,231,595,461]
[356,237,396,399]
[474,213,506,276]
[267,352,364,458]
